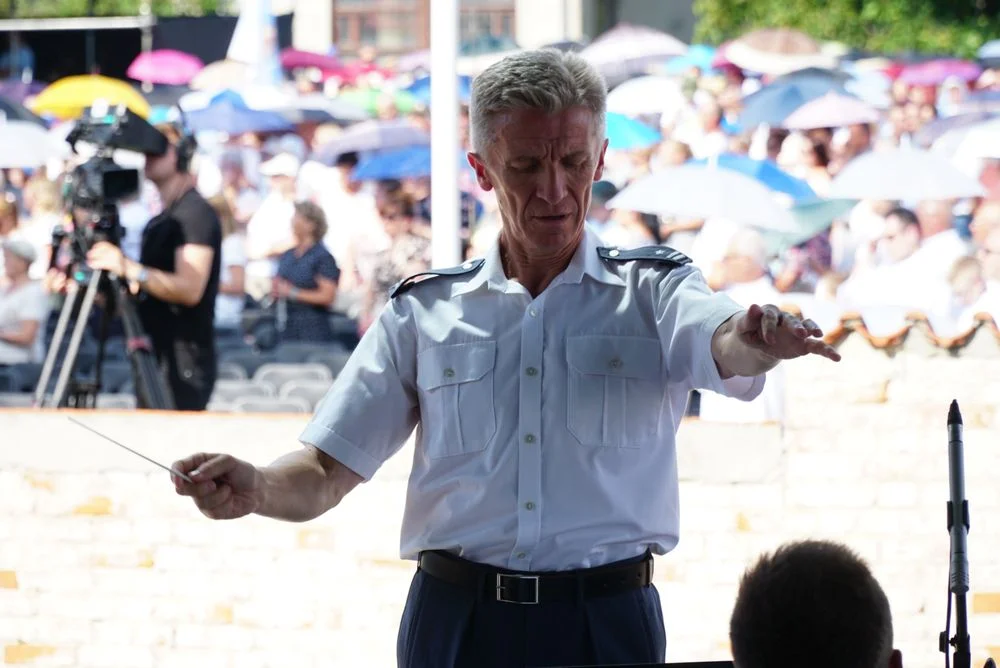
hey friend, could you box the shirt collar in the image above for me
[452,227,625,297]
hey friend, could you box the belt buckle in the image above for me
[496,573,539,604]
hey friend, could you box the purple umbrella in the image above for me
[315,119,429,165]
[280,48,341,73]
[127,50,205,86]
[899,59,982,86]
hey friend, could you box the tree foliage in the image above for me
[692,0,999,59]
[0,0,220,18]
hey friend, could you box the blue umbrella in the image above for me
[352,145,471,181]
[605,112,661,151]
[739,76,849,128]
[405,75,473,106]
[663,44,717,75]
[689,153,816,202]
[186,90,294,134]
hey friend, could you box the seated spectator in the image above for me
[0,194,19,277]
[272,201,339,342]
[208,195,247,337]
[362,190,431,331]
[730,540,902,668]
[0,239,48,366]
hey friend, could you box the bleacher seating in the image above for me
[253,363,332,389]
[217,362,249,381]
[210,380,275,403]
[219,349,276,377]
[304,350,351,378]
[279,379,333,411]
[231,396,313,413]
[0,392,34,407]
[95,393,138,410]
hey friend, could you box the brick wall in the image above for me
[2,347,1000,667]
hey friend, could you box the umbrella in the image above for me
[951,118,1000,176]
[336,88,421,115]
[251,91,370,125]
[739,76,848,128]
[0,95,46,127]
[760,197,858,255]
[127,50,204,86]
[898,59,982,86]
[0,119,69,168]
[581,23,688,87]
[918,111,997,150]
[456,49,521,77]
[828,147,986,201]
[405,75,472,106]
[31,75,151,120]
[980,39,1000,68]
[688,154,816,202]
[315,119,429,165]
[280,48,341,73]
[396,50,431,73]
[134,84,191,108]
[606,113,661,151]
[185,90,294,134]
[352,145,471,181]
[606,75,686,116]
[607,163,797,230]
[781,91,880,130]
[843,70,893,109]
[771,67,852,85]
[724,29,836,75]
[957,90,1000,114]
[662,44,717,75]
[190,59,251,91]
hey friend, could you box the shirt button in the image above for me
[524,434,536,444]
[608,358,622,370]
[516,552,526,559]
[525,502,535,510]
[525,367,538,377]
[443,367,455,378]
[528,308,537,317]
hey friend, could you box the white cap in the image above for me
[259,152,301,178]
[3,237,37,264]
[725,227,769,269]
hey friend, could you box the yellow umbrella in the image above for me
[31,75,151,120]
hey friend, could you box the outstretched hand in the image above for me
[736,304,841,362]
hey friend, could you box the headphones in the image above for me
[173,106,197,173]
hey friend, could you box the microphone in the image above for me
[945,399,971,668]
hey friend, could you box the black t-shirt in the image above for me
[138,188,222,349]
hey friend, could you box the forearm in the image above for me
[254,447,357,522]
[0,328,34,346]
[291,285,336,307]
[711,313,780,379]
[124,259,202,307]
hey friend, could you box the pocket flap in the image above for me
[567,336,662,380]
[417,341,497,390]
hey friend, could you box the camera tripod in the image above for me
[32,212,175,410]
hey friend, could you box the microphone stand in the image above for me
[940,399,979,668]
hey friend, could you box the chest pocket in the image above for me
[417,341,498,459]
[566,336,664,448]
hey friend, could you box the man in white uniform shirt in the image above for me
[170,49,841,668]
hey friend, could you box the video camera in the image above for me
[59,102,168,254]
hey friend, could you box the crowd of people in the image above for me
[0,47,998,409]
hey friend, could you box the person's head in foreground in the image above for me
[730,540,902,668]
[467,48,608,270]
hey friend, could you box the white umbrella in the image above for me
[0,120,69,168]
[606,75,685,116]
[781,91,880,130]
[607,164,797,230]
[828,147,986,200]
[950,118,1000,177]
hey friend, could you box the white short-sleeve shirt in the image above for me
[300,229,764,571]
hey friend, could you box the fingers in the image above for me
[759,305,780,345]
[805,338,842,362]
[195,485,234,518]
[170,453,229,497]
[800,318,824,338]
[736,304,764,335]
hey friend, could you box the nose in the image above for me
[536,164,569,205]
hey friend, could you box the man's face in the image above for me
[468,106,607,257]
[144,145,178,184]
[879,214,920,263]
[978,228,1000,282]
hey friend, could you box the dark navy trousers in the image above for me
[396,558,667,668]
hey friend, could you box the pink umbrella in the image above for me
[899,59,982,86]
[781,91,881,130]
[279,48,341,73]
[127,50,205,86]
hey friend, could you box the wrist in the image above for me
[288,287,300,300]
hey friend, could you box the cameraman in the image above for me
[86,124,222,411]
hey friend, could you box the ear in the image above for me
[467,152,494,192]
[889,649,903,668]
[593,138,609,183]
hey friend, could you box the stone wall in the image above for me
[2,347,1000,667]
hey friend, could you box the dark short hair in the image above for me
[294,200,328,241]
[335,151,360,168]
[591,180,618,206]
[730,540,893,668]
[886,206,919,229]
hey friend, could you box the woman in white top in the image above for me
[207,195,247,336]
[0,239,48,365]
[19,178,65,279]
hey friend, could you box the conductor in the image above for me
[170,49,841,667]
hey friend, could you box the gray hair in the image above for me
[470,49,607,154]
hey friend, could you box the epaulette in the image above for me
[597,246,692,268]
[390,258,485,298]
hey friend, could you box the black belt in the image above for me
[418,550,654,605]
